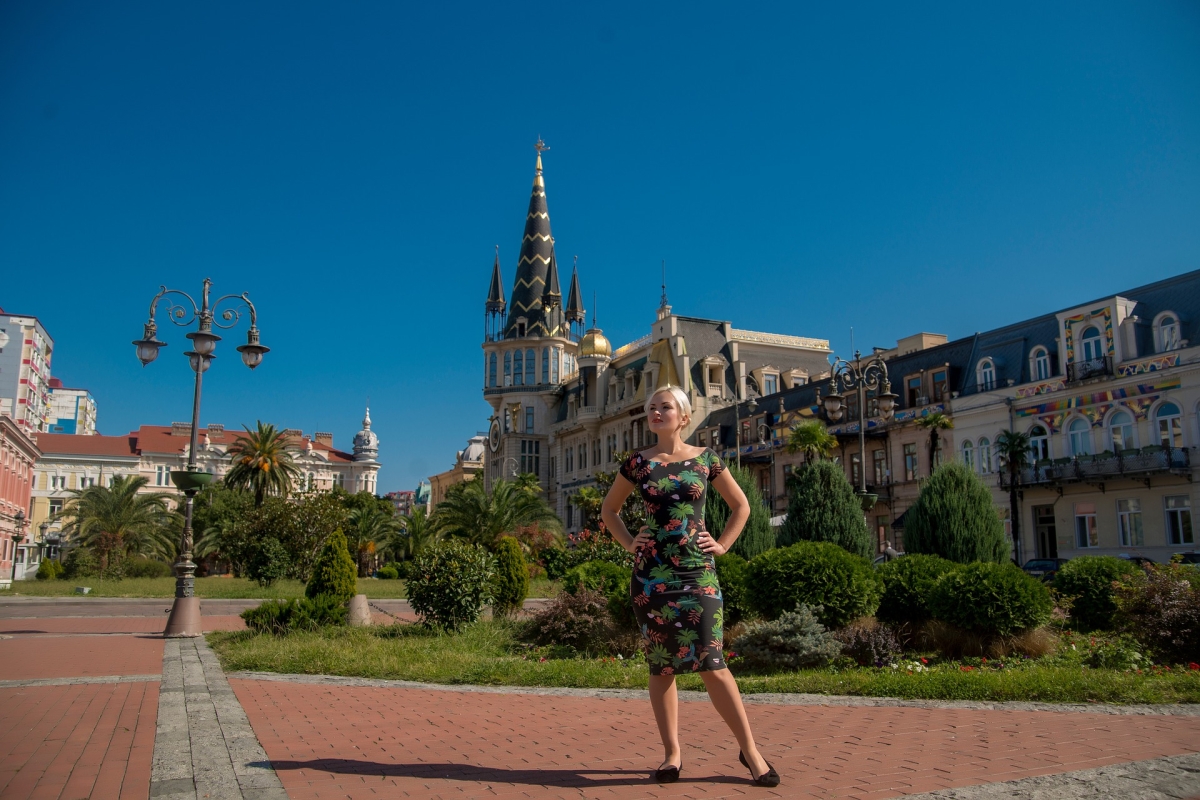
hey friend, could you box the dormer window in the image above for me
[1080,326,1104,362]
[1030,347,1050,381]
[763,373,778,396]
[1156,313,1181,353]
[517,320,527,337]
[977,359,996,392]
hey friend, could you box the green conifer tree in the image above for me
[902,461,1009,564]
[777,460,872,558]
[305,528,358,604]
[703,464,776,560]
[491,535,529,617]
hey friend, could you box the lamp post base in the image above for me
[163,597,202,638]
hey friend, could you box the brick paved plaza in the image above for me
[1,598,1199,799]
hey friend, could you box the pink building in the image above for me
[1,414,40,588]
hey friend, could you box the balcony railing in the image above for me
[999,446,1191,488]
[1066,356,1113,382]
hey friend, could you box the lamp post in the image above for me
[734,397,759,469]
[757,422,775,514]
[819,350,898,510]
[38,521,49,564]
[134,278,268,637]
[10,510,26,583]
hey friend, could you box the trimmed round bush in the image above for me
[305,529,357,604]
[746,541,883,628]
[376,565,400,580]
[125,556,173,578]
[1053,556,1140,631]
[903,461,1009,563]
[562,560,629,595]
[491,536,530,618]
[35,558,64,581]
[715,553,752,625]
[407,540,497,630]
[928,562,1053,637]
[876,554,960,626]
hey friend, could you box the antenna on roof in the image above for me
[592,291,597,327]
[660,260,669,309]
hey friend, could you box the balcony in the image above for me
[999,446,1191,488]
[1066,356,1113,383]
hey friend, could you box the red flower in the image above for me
[960,666,975,672]
[1189,663,1200,671]
[920,658,928,664]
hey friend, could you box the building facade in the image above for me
[0,414,40,586]
[479,148,834,532]
[0,311,54,434]
[47,378,98,435]
[429,434,486,510]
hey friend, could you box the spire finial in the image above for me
[363,402,372,430]
[660,259,669,309]
[592,291,597,327]
[534,138,549,174]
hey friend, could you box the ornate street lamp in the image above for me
[10,510,26,583]
[820,350,897,510]
[735,397,758,469]
[134,278,268,637]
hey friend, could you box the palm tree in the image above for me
[431,478,562,550]
[916,411,954,470]
[389,506,438,561]
[224,421,302,507]
[56,475,175,568]
[995,429,1033,564]
[785,420,837,464]
[346,505,401,576]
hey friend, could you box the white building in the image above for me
[0,310,54,434]
[47,378,98,435]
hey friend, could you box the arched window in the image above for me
[541,347,549,384]
[513,350,523,385]
[1029,425,1050,461]
[1157,402,1183,448]
[525,348,535,385]
[978,359,996,391]
[1080,326,1104,362]
[488,353,497,388]
[1109,410,1135,451]
[504,351,511,385]
[550,348,560,383]
[1031,347,1051,381]
[1068,418,1092,457]
[961,440,974,471]
[978,438,993,474]
[1157,315,1181,353]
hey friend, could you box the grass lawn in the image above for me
[207,621,1200,704]
[4,576,562,600]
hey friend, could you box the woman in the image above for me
[602,385,780,786]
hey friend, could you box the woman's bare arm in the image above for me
[697,469,750,555]
[602,474,651,553]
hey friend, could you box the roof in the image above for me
[34,432,138,458]
[505,151,557,338]
[35,425,355,464]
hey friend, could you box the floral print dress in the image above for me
[619,448,727,675]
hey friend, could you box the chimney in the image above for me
[206,423,225,438]
[171,422,191,436]
[314,432,334,447]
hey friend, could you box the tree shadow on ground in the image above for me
[256,759,749,788]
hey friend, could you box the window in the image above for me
[903,443,918,481]
[593,439,600,466]
[1029,425,1050,461]
[978,438,993,474]
[699,430,707,446]
[565,447,573,473]
[513,350,523,386]
[566,501,573,528]
[542,347,549,384]
[1157,402,1183,448]
[550,348,559,383]
[961,440,975,471]
[741,420,751,443]
[1080,326,1104,362]
[308,473,315,491]
[1032,348,1050,381]
[50,474,66,490]
[978,360,995,391]
[49,498,63,515]
[932,370,948,402]
[1166,496,1194,545]
[1157,315,1181,353]
[488,353,497,388]
[1068,418,1092,457]
[907,376,921,406]
[1074,502,1099,548]
[549,456,555,478]
[1109,410,1135,451]
[525,349,535,386]
[524,406,534,432]
[763,374,778,396]
[579,444,586,470]
[873,449,887,484]
[850,453,861,487]
[520,440,540,476]
[504,352,512,385]
[82,476,96,488]
[155,465,170,486]
[1117,499,1143,547]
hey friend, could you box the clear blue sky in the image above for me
[2,2,1198,492]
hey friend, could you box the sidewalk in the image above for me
[1,597,1199,799]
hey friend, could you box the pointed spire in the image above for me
[565,256,585,324]
[363,404,372,430]
[486,245,506,313]
[541,241,561,306]
[505,140,555,338]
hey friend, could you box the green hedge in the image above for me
[876,555,960,626]
[714,553,752,624]
[1053,556,1140,631]
[241,596,348,634]
[928,562,1053,637]
[746,541,882,628]
[406,540,496,630]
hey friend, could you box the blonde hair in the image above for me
[645,385,692,431]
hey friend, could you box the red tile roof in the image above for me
[36,426,355,464]
[33,432,139,457]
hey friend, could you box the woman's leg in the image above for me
[647,674,681,768]
[700,669,770,777]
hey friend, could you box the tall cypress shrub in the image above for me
[903,461,1009,564]
[305,528,358,604]
[491,535,530,618]
[704,464,775,560]
[777,460,872,558]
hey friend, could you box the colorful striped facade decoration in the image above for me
[1062,306,1114,362]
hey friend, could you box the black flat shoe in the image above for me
[739,751,781,787]
[655,763,681,783]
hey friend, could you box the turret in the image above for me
[352,405,379,463]
[485,246,506,342]
[504,141,555,339]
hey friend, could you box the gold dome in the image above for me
[579,327,612,358]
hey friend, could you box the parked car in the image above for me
[1117,554,1157,569]
[1173,552,1200,567]
[1021,558,1069,582]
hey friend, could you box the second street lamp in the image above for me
[819,349,898,510]
[135,278,268,638]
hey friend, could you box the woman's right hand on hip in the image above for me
[628,526,653,553]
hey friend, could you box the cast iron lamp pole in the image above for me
[819,350,898,511]
[10,510,26,583]
[133,278,269,637]
[734,397,759,469]
[757,422,775,514]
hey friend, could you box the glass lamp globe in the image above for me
[236,327,269,370]
[186,329,220,356]
[186,351,213,373]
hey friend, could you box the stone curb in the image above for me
[225,670,1200,716]
[0,674,162,689]
[905,751,1200,799]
